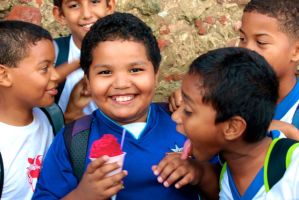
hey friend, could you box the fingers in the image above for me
[169,89,182,112]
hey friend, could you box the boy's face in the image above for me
[87,40,158,125]
[53,0,115,48]
[239,11,298,79]
[9,40,59,108]
[173,74,225,161]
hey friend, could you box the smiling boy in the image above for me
[0,20,59,199]
[52,0,116,116]
[33,12,200,200]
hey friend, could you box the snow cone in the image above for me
[90,134,126,176]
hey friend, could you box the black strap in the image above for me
[267,138,298,189]
[292,104,299,129]
[54,35,71,103]
[63,115,93,181]
[0,152,4,198]
[40,103,65,135]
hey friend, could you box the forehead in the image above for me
[182,74,203,104]
[241,11,282,33]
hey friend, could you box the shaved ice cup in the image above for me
[90,152,126,177]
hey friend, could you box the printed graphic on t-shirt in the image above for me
[26,155,42,191]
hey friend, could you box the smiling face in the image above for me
[87,40,158,125]
[10,39,59,108]
[53,0,115,48]
[173,74,225,161]
[239,11,298,79]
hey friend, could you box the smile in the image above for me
[112,95,134,103]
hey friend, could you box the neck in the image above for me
[72,35,82,49]
[277,75,297,103]
[221,137,272,195]
[0,95,34,126]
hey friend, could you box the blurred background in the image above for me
[0,0,248,101]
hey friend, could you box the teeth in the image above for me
[82,23,93,28]
[114,95,134,102]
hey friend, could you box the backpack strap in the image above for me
[0,152,4,198]
[264,138,299,192]
[63,114,93,181]
[291,104,299,129]
[40,103,65,135]
[54,35,71,103]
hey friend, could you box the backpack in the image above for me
[219,138,299,193]
[54,35,71,104]
[0,103,64,198]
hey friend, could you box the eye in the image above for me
[91,0,100,4]
[98,70,111,75]
[67,2,79,8]
[183,109,192,116]
[257,40,268,45]
[40,66,49,73]
[129,68,143,73]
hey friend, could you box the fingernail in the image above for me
[153,170,159,176]
[102,155,109,161]
[164,181,169,187]
[157,176,163,183]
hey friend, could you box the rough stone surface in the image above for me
[0,0,245,101]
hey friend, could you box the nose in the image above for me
[81,3,92,19]
[171,105,186,135]
[50,67,60,82]
[113,73,131,89]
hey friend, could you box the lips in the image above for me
[46,88,58,96]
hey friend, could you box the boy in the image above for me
[0,20,59,199]
[52,0,116,116]
[173,47,299,199]
[170,0,299,136]
[33,13,201,200]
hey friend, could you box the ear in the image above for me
[222,116,246,141]
[0,64,12,87]
[53,6,67,25]
[106,0,116,15]
[291,40,299,62]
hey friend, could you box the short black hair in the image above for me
[53,0,110,11]
[80,12,161,76]
[0,20,52,67]
[189,47,279,143]
[244,0,299,38]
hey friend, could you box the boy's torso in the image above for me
[0,108,54,200]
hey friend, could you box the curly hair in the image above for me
[80,12,161,76]
[0,20,52,67]
[244,0,299,38]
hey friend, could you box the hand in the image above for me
[65,77,92,122]
[269,120,299,140]
[168,89,182,112]
[152,152,201,189]
[70,156,128,200]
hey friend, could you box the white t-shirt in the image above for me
[219,143,299,199]
[55,36,97,114]
[0,108,54,200]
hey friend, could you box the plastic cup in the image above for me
[90,152,126,177]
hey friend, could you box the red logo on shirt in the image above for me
[27,155,42,191]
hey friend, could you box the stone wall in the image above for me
[0,0,249,101]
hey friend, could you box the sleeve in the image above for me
[32,128,78,199]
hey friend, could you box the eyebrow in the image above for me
[239,28,269,37]
[93,61,148,68]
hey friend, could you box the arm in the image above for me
[269,120,299,140]
[56,60,80,84]
[64,77,92,123]
[168,88,182,112]
[152,153,220,200]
